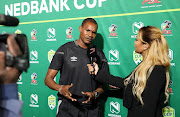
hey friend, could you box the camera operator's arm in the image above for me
[0,35,22,83]
[0,35,23,117]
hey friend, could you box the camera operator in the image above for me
[0,35,23,117]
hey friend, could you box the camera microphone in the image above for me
[0,14,19,26]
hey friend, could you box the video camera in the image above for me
[0,14,29,72]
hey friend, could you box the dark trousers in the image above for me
[56,99,100,117]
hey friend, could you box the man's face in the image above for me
[79,21,97,45]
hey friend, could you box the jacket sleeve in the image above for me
[95,70,125,89]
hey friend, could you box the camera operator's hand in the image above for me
[0,35,22,84]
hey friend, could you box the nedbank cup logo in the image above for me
[48,95,56,110]
[66,27,73,39]
[162,106,175,117]
[133,51,143,65]
[132,22,144,34]
[18,92,22,101]
[109,24,118,37]
[48,49,55,63]
[15,29,22,34]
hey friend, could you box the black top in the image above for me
[95,65,166,117]
[49,41,109,104]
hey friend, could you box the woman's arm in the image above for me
[95,70,125,89]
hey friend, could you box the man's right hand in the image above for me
[59,83,77,101]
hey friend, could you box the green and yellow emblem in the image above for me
[48,95,56,110]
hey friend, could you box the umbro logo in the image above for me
[71,56,77,61]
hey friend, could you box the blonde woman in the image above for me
[87,26,170,117]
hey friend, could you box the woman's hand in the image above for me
[87,62,99,75]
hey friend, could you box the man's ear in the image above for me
[79,26,82,32]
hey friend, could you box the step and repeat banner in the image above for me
[0,0,180,117]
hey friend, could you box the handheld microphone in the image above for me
[87,45,97,79]
[0,14,19,26]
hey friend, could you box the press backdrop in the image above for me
[0,0,180,117]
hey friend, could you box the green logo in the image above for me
[48,49,55,63]
[163,106,175,117]
[48,95,56,110]
[133,51,143,65]
[18,92,22,101]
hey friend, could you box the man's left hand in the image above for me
[81,91,94,103]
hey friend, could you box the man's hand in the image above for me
[81,91,94,103]
[59,83,77,101]
[0,35,22,84]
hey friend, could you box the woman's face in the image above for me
[134,33,145,54]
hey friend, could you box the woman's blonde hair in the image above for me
[124,26,170,105]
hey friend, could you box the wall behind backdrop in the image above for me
[0,0,180,117]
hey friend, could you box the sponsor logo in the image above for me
[162,106,175,117]
[161,20,172,36]
[71,56,77,62]
[66,27,73,40]
[131,22,144,38]
[31,72,37,85]
[48,95,56,110]
[31,29,37,41]
[108,49,120,65]
[2,31,6,34]
[18,92,22,101]
[47,28,56,41]
[5,1,107,16]
[108,101,121,117]
[30,50,39,63]
[17,74,22,84]
[15,29,22,34]
[169,80,173,94]
[48,49,55,63]
[133,51,143,65]
[109,24,118,38]
[30,94,39,107]
[141,0,162,8]
[168,49,175,66]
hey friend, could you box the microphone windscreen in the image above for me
[87,45,96,58]
[0,14,19,26]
